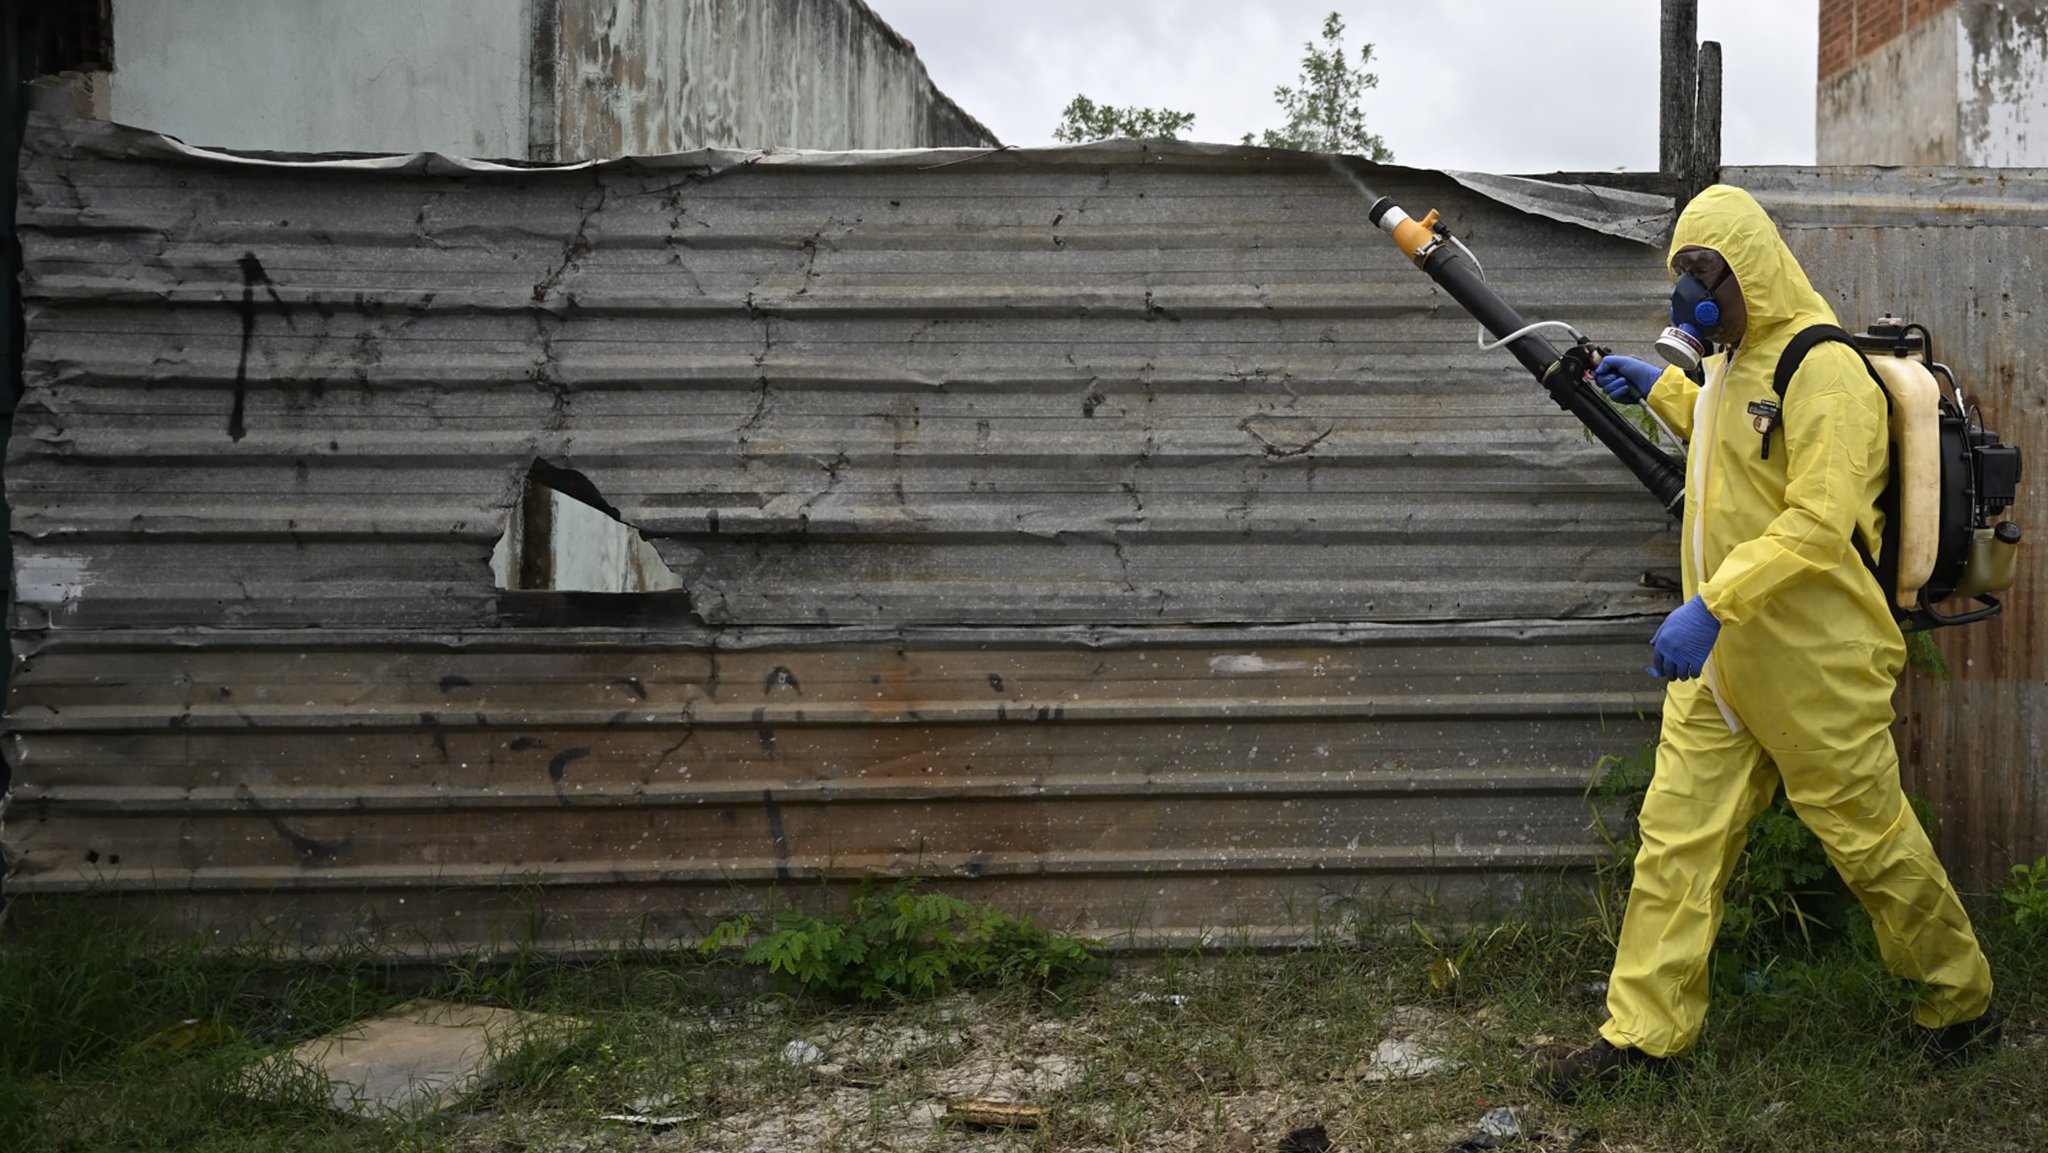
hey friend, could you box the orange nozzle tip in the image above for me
[1391,215,1437,262]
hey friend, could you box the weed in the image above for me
[701,877,1104,1001]
[1998,855,2048,934]
[1716,798,1850,957]
[1586,741,1656,947]
[0,901,204,1078]
[1905,630,1952,681]
[1410,920,1526,1001]
[4,897,2046,1153]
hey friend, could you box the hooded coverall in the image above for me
[1599,185,1993,1057]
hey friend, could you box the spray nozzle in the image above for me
[1368,197,1442,265]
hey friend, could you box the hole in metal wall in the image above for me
[493,461,698,626]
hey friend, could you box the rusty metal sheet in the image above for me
[1733,165,2048,228]
[1737,164,2048,887]
[4,115,1688,950]
[5,625,1659,948]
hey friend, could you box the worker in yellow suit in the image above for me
[1537,185,1997,1096]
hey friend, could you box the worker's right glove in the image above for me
[1594,355,1663,404]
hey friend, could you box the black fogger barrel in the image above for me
[1368,196,1686,519]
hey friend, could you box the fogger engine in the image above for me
[1847,316,2022,628]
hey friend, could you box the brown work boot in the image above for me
[1534,1037,1671,1099]
[1915,1008,2003,1066]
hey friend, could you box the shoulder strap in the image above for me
[1773,324,1858,399]
[1770,324,1900,608]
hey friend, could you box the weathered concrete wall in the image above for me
[1819,1,2048,165]
[98,0,992,161]
[541,0,997,160]
[1958,1,2048,164]
[1816,10,1957,164]
[105,0,532,156]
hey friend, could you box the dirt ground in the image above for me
[443,983,1638,1153]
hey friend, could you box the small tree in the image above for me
[1243,12,1392,160]
[1053,95,1196,143]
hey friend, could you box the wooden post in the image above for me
[1691,41,1724,202]
[1660,0,1699,179]
[517,477,555,590]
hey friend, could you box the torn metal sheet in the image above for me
[1445,170,1676,246]
[44,112,757,177]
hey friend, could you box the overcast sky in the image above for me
[869,1,1819,172]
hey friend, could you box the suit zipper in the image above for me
[1691,350,1744,734]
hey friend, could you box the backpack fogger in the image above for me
[1365,196,2024,631]
[1793,319,2023,628]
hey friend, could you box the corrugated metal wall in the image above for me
[1738,165,2048,889]
[2,113,1715,952]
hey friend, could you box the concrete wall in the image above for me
[98,0,993,159]
[1819,1,2048,165]
[1817,10,1958,164]
[1959,1,2048,164]
[106,0,533,156]
[539,0,996,160]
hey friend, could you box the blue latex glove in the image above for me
[1648,595,1721,680]
[1594,354,1663,404]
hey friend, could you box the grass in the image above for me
[3,895,2044,1153]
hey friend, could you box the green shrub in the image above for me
[1999,856,2048,934]
[1905,630,1952,681]
[1715,798,1853,956]
[700,879,1104,1001]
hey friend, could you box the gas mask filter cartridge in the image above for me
[1656,323,1710,370]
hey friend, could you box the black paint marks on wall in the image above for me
[230,253,285,442]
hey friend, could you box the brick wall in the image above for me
[1820,0,1957,81]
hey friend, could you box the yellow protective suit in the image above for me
[1599,185,1993,1057]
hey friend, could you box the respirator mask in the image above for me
[1654,270,1727,371]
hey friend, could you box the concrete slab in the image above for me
[247,999,582,1117]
